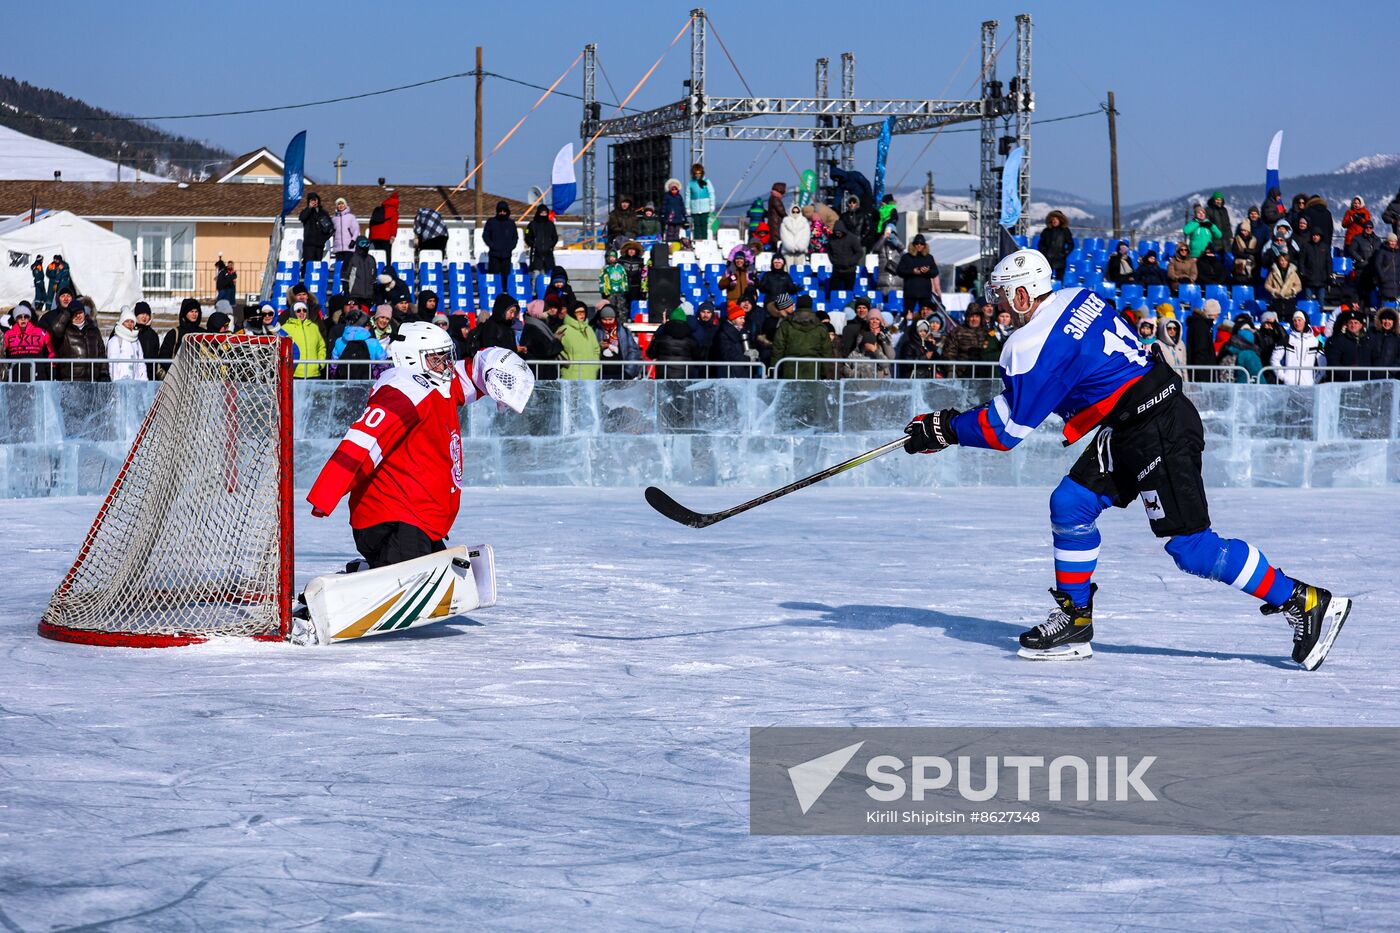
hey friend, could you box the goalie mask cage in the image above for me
[38,335,295,647]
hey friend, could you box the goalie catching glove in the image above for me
[904,409,960,454]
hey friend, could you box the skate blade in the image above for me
[1300,597,1351,671]
[1018,642,1093,661]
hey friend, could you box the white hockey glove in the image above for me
[475,347,536,413]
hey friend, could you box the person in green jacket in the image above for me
[281,299,328,378]
[1183,203,1223,258]
[772,297,836,378]
[877,194,898,233]
[558,302,601,380]
[598,248,628,299]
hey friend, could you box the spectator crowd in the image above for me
[2,179,1398,387]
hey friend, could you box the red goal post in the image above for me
[38,335,295,647]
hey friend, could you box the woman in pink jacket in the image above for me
[4,301,55,381]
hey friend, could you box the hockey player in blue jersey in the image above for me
[903,249,1350,669]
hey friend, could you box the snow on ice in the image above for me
[1,487,1397,929]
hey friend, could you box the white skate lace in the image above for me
[1036,608,1072,638]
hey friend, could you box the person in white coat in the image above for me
[106,307,147,381]
[1270,309,1322,385]
[779,205,811,264]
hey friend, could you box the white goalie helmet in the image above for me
[476,346,535,414]
[390,321,455,393]
[988,248,1055,315]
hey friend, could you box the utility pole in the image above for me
[333,143,347,185]
[1107,90,1120,240]
[475,46,484,220]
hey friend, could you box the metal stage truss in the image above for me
[579,8,1033,276]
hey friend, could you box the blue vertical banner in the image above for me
[281,131,307,217]
[872,116,896,203]
[999,146,1024,229]
[1265,130,1283,198]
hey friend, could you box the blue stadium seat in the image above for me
[392,262,415,292]
[1203,284,1230,304]
[1094,282,1118,304]
[1138,239,1161,257]
[1119,284,1144,307]
[505,272,532,301]
[1231,285,1254,306]
[445,263,473,312]
[1062,269,1081,288]
[1013,235,1029,248]
[418,262,443,298]
[1296,299,1321,318]
[1177,284,1202,307]
[1146,285,1171,307]
[1031,234,1040,249]
[1333,256,1353,276]
[476,272,502,309]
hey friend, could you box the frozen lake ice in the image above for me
[1,486,1397,930]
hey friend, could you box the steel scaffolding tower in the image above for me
[580,8,1032,270]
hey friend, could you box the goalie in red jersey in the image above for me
[308,321,534,568]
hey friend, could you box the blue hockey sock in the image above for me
[1165,529,1296,607]
[1049,478,1114,607]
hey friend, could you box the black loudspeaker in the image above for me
[648,267,680,323]
[611,136,672,209]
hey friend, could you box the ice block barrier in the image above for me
[0,379,1396,498]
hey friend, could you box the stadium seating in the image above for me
[445,263,473,312]
[1177,284,1202,307]
[1119,284,1144,307]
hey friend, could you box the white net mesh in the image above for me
[40,335,291,644]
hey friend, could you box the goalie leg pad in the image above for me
[302,546,482,644]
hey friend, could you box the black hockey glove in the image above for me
[904,409,960,454]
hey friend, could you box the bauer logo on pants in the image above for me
[749,727,1400,835]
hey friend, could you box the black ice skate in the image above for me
[1018,585,1096,661]
[1260,581,1352,671]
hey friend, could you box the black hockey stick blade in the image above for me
[644,435,910,529]
[644,486,718,528]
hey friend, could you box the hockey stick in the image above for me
[645,436,910,529]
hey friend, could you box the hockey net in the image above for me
[39,335,294,646]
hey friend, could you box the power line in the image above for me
[43,69,634,123]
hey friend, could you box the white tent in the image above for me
[0,211,143,312]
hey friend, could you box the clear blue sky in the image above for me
[9,0,1397,208]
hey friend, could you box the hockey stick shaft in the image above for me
[646,436,910,528]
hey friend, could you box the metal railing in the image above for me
[1261,365,1400,384]
[772,357,1005,379]
[135,262,248,302]
[0,355,1393,386]
[1179,364,1253,383]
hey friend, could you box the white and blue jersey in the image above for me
[952,288,1153,450]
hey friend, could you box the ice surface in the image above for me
[1,487,1397,929]
[3,380,1400,498]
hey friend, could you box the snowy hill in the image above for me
[1109,154,1400,239]
[0,123,171,182]
[0,75,228,182]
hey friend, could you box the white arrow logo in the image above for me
[787,741,865,814]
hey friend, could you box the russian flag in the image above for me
[551,143,576,215]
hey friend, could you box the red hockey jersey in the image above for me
[308,360,484,540]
